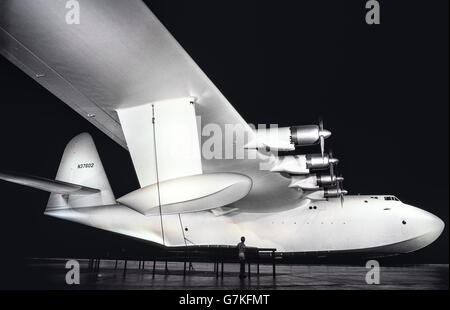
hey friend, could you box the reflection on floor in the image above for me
[23,259,449,290]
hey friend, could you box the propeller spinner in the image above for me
[318,118,331,157]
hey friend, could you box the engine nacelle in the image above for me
[290,125,331,146]
[324,188,348,198]
[317,174,344,186]
[289,175,319,190]
[270,155,310,174]
[289,174,344,190]
[306,154,339,170]
[246,124,331,152]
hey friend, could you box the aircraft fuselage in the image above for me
[45,195,444,256]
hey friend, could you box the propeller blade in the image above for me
[319,118,324,132]
[329,159,335,181]
[320,136,325,157]
[334,169,343,207]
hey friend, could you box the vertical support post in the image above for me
[221,261,224,278]
[123,259,128,276]
[257,250,260,276]
[215,257,219,278]
[272,250,276,277]
[152,260,156,278]
[183,248,187,277]
[248,262,251,278]
[114,259,118,270]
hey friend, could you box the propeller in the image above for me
[337,176,345,207]
[318,118,331,157]
[329,150,346,206]
[329,152,335,180]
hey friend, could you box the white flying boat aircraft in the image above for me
[0,0,444,257]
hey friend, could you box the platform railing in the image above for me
[86,246,280,278]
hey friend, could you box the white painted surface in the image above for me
[117,173,252,215]
[46,133,115,210]
[0,172,99,195]
[46,196,445,254]
[117,98,202,188]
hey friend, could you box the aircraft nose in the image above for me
[422,209,444,234]
[403,205,445,249]
[427,213,445,242]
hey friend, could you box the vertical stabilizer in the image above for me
[46,133,115,210]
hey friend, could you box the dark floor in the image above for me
[15,259,449,290]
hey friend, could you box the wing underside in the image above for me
[0,0,304,213]
[0,0,251,148]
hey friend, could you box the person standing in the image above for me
[237,236,246,278]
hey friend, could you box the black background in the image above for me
[0,0,448,268]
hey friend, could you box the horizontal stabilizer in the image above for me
[0,171,100,195]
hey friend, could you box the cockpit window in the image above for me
[384,196,400,201]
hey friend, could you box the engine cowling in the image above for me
[290,125,331,146]
[306,154,339,170]
[246,124,332,152]
[317,174,344,186]
[324,188,348,198]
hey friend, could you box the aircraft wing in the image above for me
[0,0,305,213]
[0,0,250,148]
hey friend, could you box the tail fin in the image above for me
[46,133,115,210]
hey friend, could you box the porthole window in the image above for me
[185,227,188,231]
[313,206,317,210]
[402,220,407,225]
[364,200,368,203]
